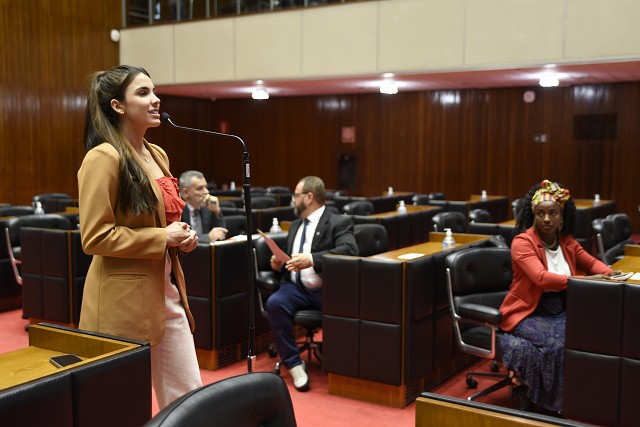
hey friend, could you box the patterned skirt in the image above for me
[500,291,566,413]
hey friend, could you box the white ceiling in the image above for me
[156,60,640,100]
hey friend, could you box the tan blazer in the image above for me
[77,141,194,346]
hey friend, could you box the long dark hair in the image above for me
[514,181,576,236]
[83,65,157,215]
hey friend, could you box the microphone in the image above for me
[162,112,257,372]
[161,112,248,153]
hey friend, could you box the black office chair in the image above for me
[428,192,446,201]
[250,196,277,209]
[224,215,247,237]
[4,214,72,285]
[469,208,492,224]
[342,200,374,216]
[511,198,525,220]
[253,234,322,370]
[143,372,297,427]
[432,211,467,233]
[354,224,388,257]
[592,213,634,265]
[445,247,520,402]
[266,186,290,194]
[32,193,73,213]
[0,205,36,217]
[411,194,431,206]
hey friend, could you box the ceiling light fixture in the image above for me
[539,74,559,87]
[251,88,269,100]
[379,81,398,95]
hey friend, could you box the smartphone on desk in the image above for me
[49,354,83,368]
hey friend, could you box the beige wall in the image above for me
[120,0,640,86]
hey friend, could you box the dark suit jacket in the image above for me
[283,207,357,282]
[181,206,226,243]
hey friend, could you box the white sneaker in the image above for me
[289,361,310,392]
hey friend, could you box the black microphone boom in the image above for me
[162,112,257,373]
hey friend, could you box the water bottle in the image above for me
[397,200,407,215]
[593,194,601,206]
[442,228,456,250]
[229,181,236,191]
[270,218,281,234]
[387,186,393,196]
[34,201,45,216]
[481,190,488,200]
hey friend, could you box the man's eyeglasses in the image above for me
[292,191,311,199]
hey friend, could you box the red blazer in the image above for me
[499,227,611,332]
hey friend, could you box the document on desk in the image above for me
[397,253,425,260]
[257,229,291,263]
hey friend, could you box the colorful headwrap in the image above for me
[531,180,571,211]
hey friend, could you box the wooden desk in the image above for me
[325,232,491,408]
[611,255,640,284]
[624,244,640,257]
[574,198,615,209]
[370,232,489,261]
[369,204,439,218]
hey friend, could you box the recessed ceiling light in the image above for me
[539,75,559,87]
[380,82,398,95]
[251,88,269,100]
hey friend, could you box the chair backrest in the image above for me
[445,247,512,310]
[0,205,36,217]
[511,197,525,219]
[6,214,72,246]
[224,215,247,237]
[354,224,389,257]
[608,213,632,242]
[411,194,431,206]
[428,192,446,201]
[432,211,467,233]
[218,200,237,209]
[342,200,374,216]
[32,193,73,213]
[250,196,277,209]
[469,208,492,224]
[266,186,290,194]
[143,372,297,427]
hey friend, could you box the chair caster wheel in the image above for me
[466,376,478,389]
[490,361,500,372]
[273,362,281,376]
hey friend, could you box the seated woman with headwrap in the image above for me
[499,180,620,415]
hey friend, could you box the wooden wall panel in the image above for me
[0,0,120,206]
[150,83,640,230]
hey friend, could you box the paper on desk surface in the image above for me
[630,272,640,281]
[257,229,291,263]
[397,253,424,260]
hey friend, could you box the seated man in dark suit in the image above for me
[179,170,227,242]
[267,176,357,391]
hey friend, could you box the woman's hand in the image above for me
[166,222,191,247]
[178,229,198,253]
[582,273,612,280]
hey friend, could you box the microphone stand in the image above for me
[161,113,256,373]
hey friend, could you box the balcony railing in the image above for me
[123,0,368,27]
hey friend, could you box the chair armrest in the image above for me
[257,271,280,293]
[458,303,502,325]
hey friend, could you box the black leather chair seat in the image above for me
[293,309,322,330]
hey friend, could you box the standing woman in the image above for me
[499,180,619,415]
[78,65,202,409]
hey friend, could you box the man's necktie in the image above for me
[296,219,309,288]
[193,209,203,235]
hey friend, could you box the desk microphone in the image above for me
[161,112,257,373]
